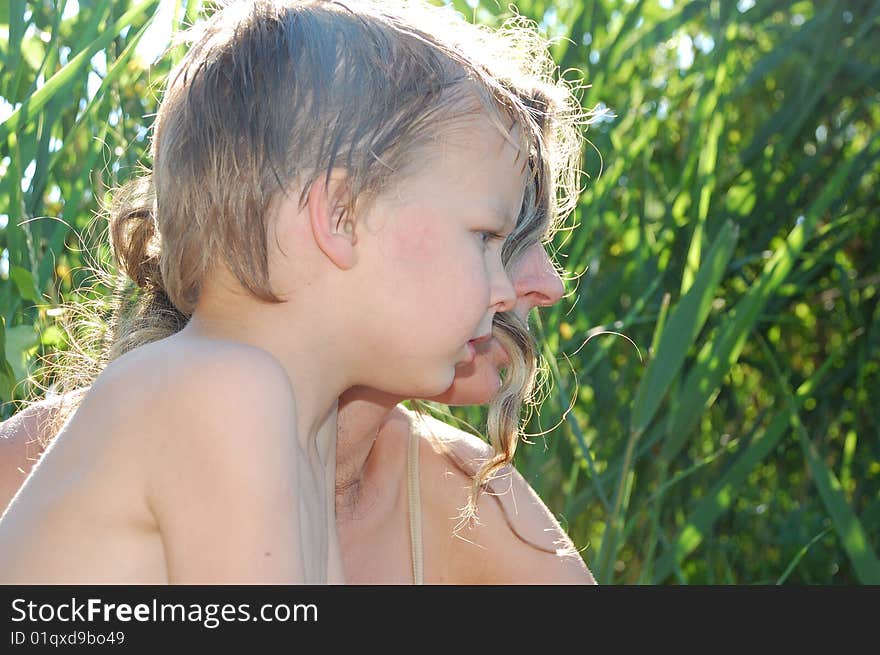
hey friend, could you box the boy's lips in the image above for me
[463,341,477,363]
[468,333,493,346]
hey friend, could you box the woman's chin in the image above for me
[426,350,503,406]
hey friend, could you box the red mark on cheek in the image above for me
[390,209,440,262]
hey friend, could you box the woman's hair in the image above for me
[33,0,588,518]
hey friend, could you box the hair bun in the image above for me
[107,176,162,290]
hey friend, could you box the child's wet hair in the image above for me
[113,0,581,316]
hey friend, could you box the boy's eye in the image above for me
[478,231,505,246]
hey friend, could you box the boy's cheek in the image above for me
[385,210,440,263]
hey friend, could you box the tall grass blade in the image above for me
[0,0,160,144]
[630,220,737,438]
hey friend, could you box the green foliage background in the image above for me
[1,0,878,583]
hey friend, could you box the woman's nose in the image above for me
[512,243,565,315]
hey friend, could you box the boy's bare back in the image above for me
[0,334,320,584]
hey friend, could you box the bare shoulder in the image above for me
[109,334,300,471]
[0,338,297,499]
[115,336,307,582]
[0,396,64,511]
[1,388,96,509]
[0,338,308,583]
[0,338,294,465]
[409,409,596,584]
[103,334,294,399]
[41,336,303,520]
[0,397,60,463]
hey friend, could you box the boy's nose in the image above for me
[511,243,565,319]
[490,255,518,315]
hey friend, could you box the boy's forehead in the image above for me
[495,203,519,234]
[423,115,521,166]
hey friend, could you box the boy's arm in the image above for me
[145,349,319,584]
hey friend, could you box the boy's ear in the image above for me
[306,170,357,270]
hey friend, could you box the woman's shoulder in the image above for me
[0,396,65,456]
[403,407,596,584]
[0,396,67,511]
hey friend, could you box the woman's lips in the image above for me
[462,334,492,364]
[476,335,510,369]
